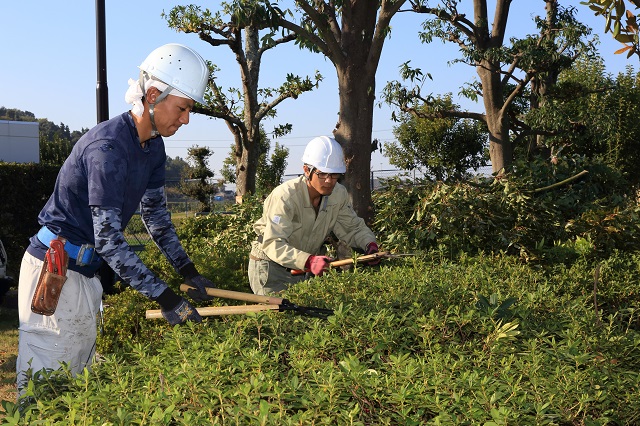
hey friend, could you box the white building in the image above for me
[0,120,39,163]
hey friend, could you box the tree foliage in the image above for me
[0,107,37,122]
[165,156,189,183]
[163,1,321,198]
[221,127,290,195]
[385,95,488,181]
[39,135,73,166]
[386,0,594,174]
[524,56,640,189]
[256,141,289,194]
[582,0,640,58]
[373,154,635,261]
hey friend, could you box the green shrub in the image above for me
[0,163,59,278]
[373,155,638,262]
[5,253,640,424]
[7,161,640,424]
[96,285,165,356]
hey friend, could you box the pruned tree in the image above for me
[165,156,190,183]
[273,0,408,223]
[385,0,592,173]
[164,1,321,199]
[181,146,217,212]
[527,56,640,189]
[165,155,191,204]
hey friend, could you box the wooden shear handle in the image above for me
[179,284,284,306]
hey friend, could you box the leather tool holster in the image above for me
[32,240,69,316]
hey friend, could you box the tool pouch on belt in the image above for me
[32,239,69,316]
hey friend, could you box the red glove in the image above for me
[365,242,381,265]
[305,255,332,276]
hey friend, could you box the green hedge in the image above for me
[0,162,59,278]
[4,252,640,424]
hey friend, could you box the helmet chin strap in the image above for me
[304,165,316,183]
[139,71,171,138]
[148,104,160,138]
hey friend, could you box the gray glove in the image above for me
[162,297,202,325]
[185,274,216,302]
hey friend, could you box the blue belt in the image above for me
[37,226,101,267]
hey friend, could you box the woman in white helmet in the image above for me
[248,136,379,295]
[16,44,216,396]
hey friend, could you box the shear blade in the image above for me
[281,299,333,319]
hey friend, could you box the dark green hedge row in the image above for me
[0,162,59,278]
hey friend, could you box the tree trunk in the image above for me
[326,0,398,225]
[473,0,512,173]
[235,137,260,199]
[477,59,512,173]
[333,63,377,224]
[275,0,406,224]
[235,27,262,199]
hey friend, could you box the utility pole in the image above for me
[96,0,116,292]
[96,0,109,123]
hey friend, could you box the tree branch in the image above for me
[400,102,487,123]
[410,2,477,42]
[528,170,589,193]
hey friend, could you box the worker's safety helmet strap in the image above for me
[139,43,208,104]
[302,136,347,174]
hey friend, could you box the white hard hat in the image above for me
[302,136,346,173]
[139,43,208,104]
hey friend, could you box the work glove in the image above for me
[155,288,202,325]
[364,242,381,266]
[185,275,216,303]
[305,255,332,276]
[162,298,202,325]
[180,263,215,303]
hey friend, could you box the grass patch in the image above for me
[0,305,18,407]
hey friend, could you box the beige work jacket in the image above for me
[253,176,376,270]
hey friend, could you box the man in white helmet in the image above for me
[16,44,216,395]
[248,136,379,295]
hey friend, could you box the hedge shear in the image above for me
[290,250,414,275]
[145,285,333,320]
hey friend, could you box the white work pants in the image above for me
[16,252,102,395]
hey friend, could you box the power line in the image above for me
[167,128,396,144]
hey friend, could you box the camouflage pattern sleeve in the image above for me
[91,206,169,299]
[140,187,193,272]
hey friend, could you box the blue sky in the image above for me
[1,1,635,177]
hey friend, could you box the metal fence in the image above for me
[283,169,417,191]
[285,166,493,191]
[166,200,203,217]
